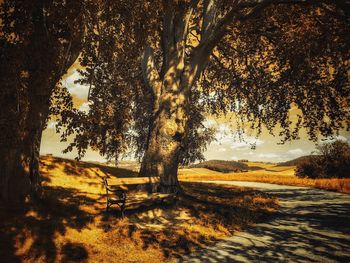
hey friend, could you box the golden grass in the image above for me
[0,156,278,263]
[179,162,350,194]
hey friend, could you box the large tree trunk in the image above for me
[0,92,52,204]
[0,98,45,203]
[0,1,82,205]
[0,148,32,205]
[0,77,79,205]
[0,136,43,204]
[138,40,191,194]
[27,94,51,200]
[139,88,188,193]
[139,4,211,193]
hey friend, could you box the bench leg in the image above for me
[120,201,125,218]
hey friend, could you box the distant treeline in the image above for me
[277,156,315,167]
[190,160,263,173]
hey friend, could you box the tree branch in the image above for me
[142,45,161,100]
[198,0,349,59]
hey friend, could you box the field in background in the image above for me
[0,156,277,263]
[179,162,350,194]
[93,158,350,194]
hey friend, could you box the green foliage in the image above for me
[296,140,350,179]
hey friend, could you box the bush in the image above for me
[296,140,350,179]
[295,156,323,178]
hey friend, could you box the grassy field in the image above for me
[179,162,350,194]
[0,156,277,263]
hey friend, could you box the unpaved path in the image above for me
[178,181,350,262]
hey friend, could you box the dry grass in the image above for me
[0,156,278,263]
[179,162,350,194]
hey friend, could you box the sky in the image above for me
[40,69,350,163]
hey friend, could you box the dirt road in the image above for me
[178,181,350,262]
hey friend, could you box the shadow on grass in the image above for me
[0,158,279,262]
[0,185,96,262]
[100,200,203,259]
[101,182,277,260]
[41,156,138,180]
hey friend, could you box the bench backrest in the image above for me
[104,176,176,195]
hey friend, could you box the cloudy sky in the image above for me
[41,69,350,163]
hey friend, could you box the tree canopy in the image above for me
[1,0,349,198]
[54,0,349,165]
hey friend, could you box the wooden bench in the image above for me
[103,177,177,217]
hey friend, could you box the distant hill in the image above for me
[40,155,139,178]
[191,160,252,173]
[277,155,315,166]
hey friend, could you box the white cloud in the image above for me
[47,121,57,129]
[215,137,233,145]
[337,135,348,141]
[203,119,216,128]
[213,124,233,145]
[79,102,91,113]
[212,123,264,149]
[286,148,304,156]
[231,156,238,160]
[230,137,264,150]
[321,135,348,143]
[214,124,230,139]
[217,148,227,152]
[218,123,230,132]
[63,71,90,99]
[258,153,279,159]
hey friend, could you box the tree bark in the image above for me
[139,94,186,193]
[138,2,230,192]
[139,49,198,193]
[0,148,32,205]
[139,3,214,193]
[139,90,187,193]
[0,93,54,204]
[27,94,51,200]
[0,1,82,205]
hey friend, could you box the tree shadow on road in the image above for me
[179,187,350,262]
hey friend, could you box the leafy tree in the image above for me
[0,0,85,204]
[54,0,349,193]
[296,140,350,178]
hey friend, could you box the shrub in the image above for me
[296,140,350,179]
[295,156,323,178]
